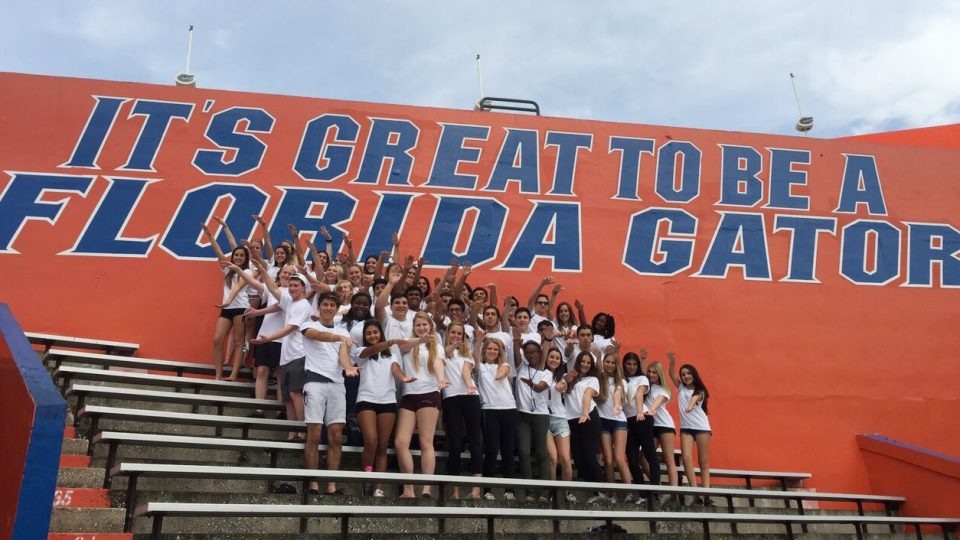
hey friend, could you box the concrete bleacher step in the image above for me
[57,467,106,488]
[49,507,126,533]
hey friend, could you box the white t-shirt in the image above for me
[564,376,599,420]
[279,289,312,366]
[337,319,366,361]
[515,362,550,415]
[518,330,541,345]
[644,384,675,429]
[547,377,566,418]
[593,335,614,355]
[400,342,445,396]
[221,268,254,309]
[382,310,415,341]
[623,375,650,418]
[442,348,475,399]
[678,385,711,431]
[478,363,516,410]
[597,378,626,421]
[530,313,548,331]
[300,321,349,383]
[258,290,284,342]
[353,344,401,404]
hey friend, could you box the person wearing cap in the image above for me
[251,259,314,440]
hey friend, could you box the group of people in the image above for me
[203,216,714,504]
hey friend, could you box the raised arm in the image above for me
[667,351,682,388]
[487,284,498,309]
[526,276,554,311]
[342,234,357,265]
[373,250,389,279]
[252,258,281,301]
[253,215,274,257]
[548,284,563,313]
[451,262,471,298]
[201,223,230,264]
[286,224,305,268]
[212,216,238,250]
[391,232,401,262]
[574,299,587,328]
[225,263,265,295]
[511,326,523,369]
[375,265,402,321]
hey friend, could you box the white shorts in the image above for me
[303,382,347,425]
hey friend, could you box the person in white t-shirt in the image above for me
[561,351,605,502]
[441,321,483,499]
[376,265,415,342]
[474,335,517,501]
[543,346,575,502]
[597,351,632,495]
[300,292,358,496]
[513,335,551,502]
[645,360,679,497]
[622,351,659,494]
[352,319,417,498]
[249,268,313,441]
[564,325,602,372]
[668,352,713,503]
[202,223,254,381]
[394,311,448,499]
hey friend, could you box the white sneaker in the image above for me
[608,495,617,504]
[586,493,609,504]
[372,489,385,498]
[483,492,496,501]
[634,496,648,506]
[623,493,634,503]
[538,495,549,504]
[565,492,578,503]
[503,491,516,501]
[525,495,536,503]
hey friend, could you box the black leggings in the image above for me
[482,408,517,479]
[442,395,483,475]
[568,409,603,483]
[627,415,661,484]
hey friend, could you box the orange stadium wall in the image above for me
[1,72,958,501]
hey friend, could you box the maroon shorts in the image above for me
[398,391,441,412]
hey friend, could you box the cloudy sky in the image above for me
[3,1,959,137]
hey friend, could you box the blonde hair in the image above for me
[597,353,624,405]
[445,322,472,358]
[410,311,438,375]
[647,361,672,400]
[326,263,344,284]
[480,337,507,366]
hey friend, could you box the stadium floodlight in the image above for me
[175,25,196,87]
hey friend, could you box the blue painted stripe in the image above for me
[1,303,67,540]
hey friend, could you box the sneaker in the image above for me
[634,496,648,506]
[483,492,496,501]
[503,491,516,501]
[623,493,634,503]
[538,495,549,504]
[564,492,578,503]
[525,495,536,503]
[373,488,385,498]
[608,495,617,504]
[586,492,609,504]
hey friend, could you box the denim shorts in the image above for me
[548,415,571,438]
[600,417,628,434]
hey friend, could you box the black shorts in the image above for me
[279,358,306,401]
[254,341,281,368]
[652,426,677,437]
[398,391,441,411]
[356,401,398,415]
[219,307,245,320]
[680,428,712,437]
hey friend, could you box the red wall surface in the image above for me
[0,336,33,535]
[1,72,958,497]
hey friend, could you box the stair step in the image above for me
[49,534,132,540]
[60,454,92,468]
[61,438,89,454]
[57,467,105,488]
[48,508,125,533]
[53,487,111,508]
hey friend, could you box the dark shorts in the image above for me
[398,391,441,412]
[219,307,245,320]
[279,357,306,401]
[652,426,677,437]
[680,428,713,437]
[254,341,281,368]
[357,401,398,415]
[600,417,628,434]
